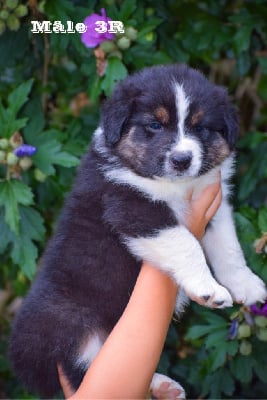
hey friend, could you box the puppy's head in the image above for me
[101,64,239,179]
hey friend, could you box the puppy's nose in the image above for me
[170,151,192,171]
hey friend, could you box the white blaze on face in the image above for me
[170,82,202,176]
[174,83,190,138]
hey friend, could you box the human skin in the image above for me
[59,174,222,399]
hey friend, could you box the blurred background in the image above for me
[0,0,266,398]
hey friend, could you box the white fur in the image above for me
[202,201,267,305]
[105,154,234,222]
[106,155,266,308]
[125,225,233,309]
[76,333,103,370]
[95,124,266,308]
[93,126,119,165]
[174,83,189,138]
[150,372,186,399]
[171,83,203,177]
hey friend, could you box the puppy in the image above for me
[9,64,266,398]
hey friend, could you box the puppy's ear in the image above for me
[101,97,130,146]
[224,103,239,150]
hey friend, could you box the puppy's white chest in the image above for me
[152,172,220,222]
[105,164,224,223]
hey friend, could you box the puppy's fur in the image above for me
[9,64,266,398]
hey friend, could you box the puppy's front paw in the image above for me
[221,268,267,305]
[185,279,233,309]
[150,373,186,400]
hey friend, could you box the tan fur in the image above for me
[209,137,230,164]
[117,127,147,167]
[155,106,170,124]
[191,110,204,126]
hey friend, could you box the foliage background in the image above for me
[0,0,266,398]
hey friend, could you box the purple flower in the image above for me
[244,311,255,327]
[81,8,115,48]
[14,144,36,158]
[228,318,239,340]
[250,301,267,317]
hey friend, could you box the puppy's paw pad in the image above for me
[210,285,233,308]
[150,373,185,400]
[224,269,267,305]
[152,382,182,400]
[186,282,233,308]
[213,300,224,306]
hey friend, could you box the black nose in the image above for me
[170,151,192,171]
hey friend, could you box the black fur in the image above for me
[9,64,238,397]
[9,148,177,397]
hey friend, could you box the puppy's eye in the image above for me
[149,122,162,130]
[194,125,204,133]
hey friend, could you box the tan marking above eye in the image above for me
[155,106,169,124]
[191,110,204,126]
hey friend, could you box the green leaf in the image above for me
[210,339,239,371]
[0,79,33,137]
[215,369,234,397]
[202,311,228,327]
[230,355,255,383]
[30,130,80,175]
[23,98,45,140]
[101,58,128,96]
[258,207,267,232]
[9,206,45,278]
[5,117,29,138]
[19,206,45,242]
[205,329,228,348]
[0,206,45,278]
[185,324,216,340]
[225,339,239,356]
[51,151,81,168]
[11,233,38,279]
[88,75,102,104]
[254,361,267,383]
[7,79,34,116]
[210,347,226,371]
[234,212,258,243]
[136,18,163,41]
[0,180,34,234]
[0,209,14,253]
[117,0,136,20]
[186,311,227,341]
[258,55,267,74]
[45,0,74,20]
[233,25,253,54]
[0,105,28,138]
[236,51,251,76]
[202,368,234,398]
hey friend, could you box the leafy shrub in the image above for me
[0,0,266,398]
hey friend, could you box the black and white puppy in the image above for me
[9,64,266,398]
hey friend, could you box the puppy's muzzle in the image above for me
[170,151,192,172]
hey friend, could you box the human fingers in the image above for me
[191,173,221,213]
[205,186,222,222]
[185,188,193,202]
[57,364,75,398]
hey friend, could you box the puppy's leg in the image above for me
[126,225,233,308]
[202,201,266,305]
[150,373,186,399]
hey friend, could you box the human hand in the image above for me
[185,172,222,240]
